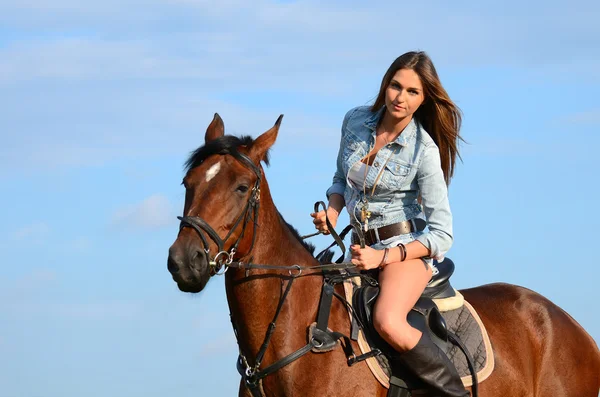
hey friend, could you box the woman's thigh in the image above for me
[375,258,433,320]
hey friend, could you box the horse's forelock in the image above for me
[184,135,272,173]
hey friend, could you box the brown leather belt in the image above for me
[352,218,426,247]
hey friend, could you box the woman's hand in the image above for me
[310,208,339,235]
[350,245,385,270]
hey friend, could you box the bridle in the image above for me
[177,150,262,276]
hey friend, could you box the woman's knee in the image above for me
[373,312,415,350]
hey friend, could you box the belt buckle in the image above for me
[409,219,416,233]
[372,227,381,245]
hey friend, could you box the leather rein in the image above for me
[177,151,372,396]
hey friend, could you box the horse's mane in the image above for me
[184,135,271,173]
[280,213,335,264]
[184,134,333,263]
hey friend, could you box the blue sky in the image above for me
[1,0,599,396]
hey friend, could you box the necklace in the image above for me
[358,141,399,232]
[379,132,390,145]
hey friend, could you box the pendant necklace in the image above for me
[359,132,398,232]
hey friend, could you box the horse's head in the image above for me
[167,113,282,293]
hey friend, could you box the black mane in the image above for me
[280,214,316,255]
[184,135,271,173]
[282,214,335,264]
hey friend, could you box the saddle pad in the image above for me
[343,277,495,388]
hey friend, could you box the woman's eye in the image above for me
[236,185,249,193]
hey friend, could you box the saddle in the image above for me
[350,258,490,396]
[352,258,456,360]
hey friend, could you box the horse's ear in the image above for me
[249,115,283,164]
[205,113,224,143]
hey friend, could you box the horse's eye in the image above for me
[236,185,249,193]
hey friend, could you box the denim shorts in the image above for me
[347,230,435,271]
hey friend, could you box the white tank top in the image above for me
[348,161,367,188]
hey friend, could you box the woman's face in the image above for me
[384,68,425,121]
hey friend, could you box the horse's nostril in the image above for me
[167,257,180,274]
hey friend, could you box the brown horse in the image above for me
[167,114,600,397]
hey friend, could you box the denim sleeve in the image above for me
[325,109,354,200]
[415,144,453,258]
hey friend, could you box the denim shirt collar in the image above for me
[363,106,417,147]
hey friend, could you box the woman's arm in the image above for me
[414,144,453,259]
[313,109,356,233]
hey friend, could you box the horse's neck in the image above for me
[224,185,322,366]
[241,176,318,267]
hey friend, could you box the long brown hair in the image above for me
[371,51,463,185]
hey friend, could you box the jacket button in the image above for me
[374,162,380,167]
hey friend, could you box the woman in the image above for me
[311,51,468,397]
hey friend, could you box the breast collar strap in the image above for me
[232,272,369,395]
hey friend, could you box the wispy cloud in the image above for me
[0,268,58,299]
[559,109,600,125]
[198,333,237,357]
[66,236,92,253]
[12,222,50,241]
[50,301,141,318]
[110,194,177,230]
[2,2,598,84]
[0,300,141,319]
[16,268,57,287]
[1,0,598,176]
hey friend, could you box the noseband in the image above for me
[177,151,262,275]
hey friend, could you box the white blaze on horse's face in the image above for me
[205,161,221,182]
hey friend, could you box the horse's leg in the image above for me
[462,283,600,397]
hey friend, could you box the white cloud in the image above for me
[0,300,141,319]
[0,268,58,300]
[67,236,92,253]
[560,109,600,125]
[0,0,598,175]
[1,2,598,85]
[51,301,141,318]
[198,333,237,357]
[110,194,176,230]
[12,222,50,240]
[17,268,57,286]
[0,89,341,172]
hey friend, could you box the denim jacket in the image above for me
[326,106,453,259]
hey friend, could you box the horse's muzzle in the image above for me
[167,243,210,293]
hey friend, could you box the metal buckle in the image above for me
[252,186,260,202]
[409,218,417,233]
[288,264,302,277]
